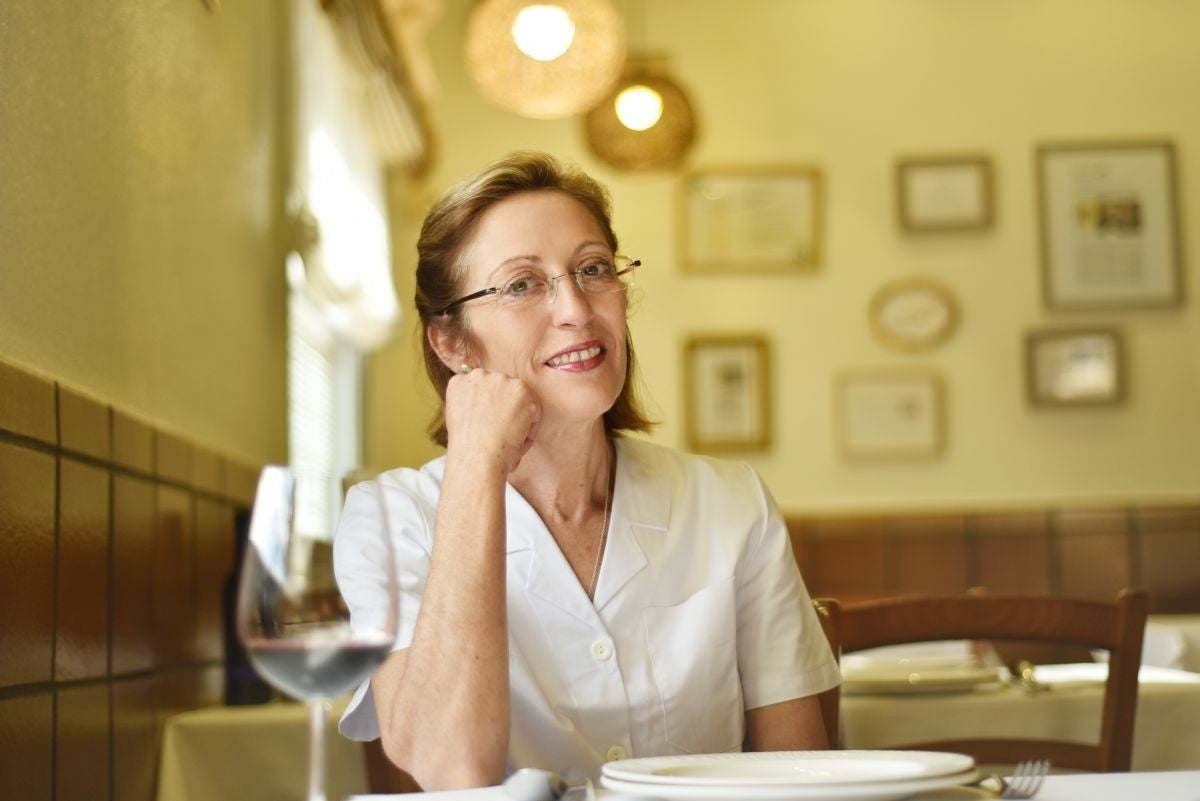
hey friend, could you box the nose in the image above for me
[547,271,593,324]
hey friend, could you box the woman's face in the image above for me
[458,190,628,431]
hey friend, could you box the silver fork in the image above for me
[1000,759,1050,799]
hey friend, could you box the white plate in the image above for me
[601,750,975,788]
[602,769,978,801]
[841,664,1005,695]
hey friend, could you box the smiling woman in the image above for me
[329,152,840,790]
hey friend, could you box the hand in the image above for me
[444,368,541,475]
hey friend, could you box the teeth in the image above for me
[548,345,602,367]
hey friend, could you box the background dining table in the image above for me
[155,664,1200,801]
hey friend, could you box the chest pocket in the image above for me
[643,576,743,754]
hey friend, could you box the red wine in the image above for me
[245,637,392,701]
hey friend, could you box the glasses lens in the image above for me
[496,274,550,307]
[578,256,637,294]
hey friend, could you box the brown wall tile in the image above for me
[972,513,1052,595]
[155,486,196,666]
[112,678,157,801]
[891,531,969,595]
[0,358,56,445]
[59,384,112,462]
[155,430,193,486]
[112,475,155,675]
[0,442,56,688]
[805,535,888,600]
[1056,509,1133,601]
[1136,506,1200,612]
[192,447,226,496]
[194,499,234,663]
[224,459,259,505]
[56,684,111,801]
[112,410,153,474]
[57,458,112,681]
[0,693,54,800]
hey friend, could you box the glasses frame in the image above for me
[436,257,641,316]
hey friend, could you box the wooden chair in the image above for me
[839,588,1149,772]
[812,598,842,747]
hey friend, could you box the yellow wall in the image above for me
[370,0,1199,512]
[0,0,289,465]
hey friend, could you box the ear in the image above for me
[427,323,470,373]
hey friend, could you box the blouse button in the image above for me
[590,639,614,661]
[606,745,627,762]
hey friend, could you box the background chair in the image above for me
[812,598,842,747]
[839,588,1148,771]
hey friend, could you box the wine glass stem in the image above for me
[307,700,328,801]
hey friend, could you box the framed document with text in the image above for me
[1037,140,1183,310]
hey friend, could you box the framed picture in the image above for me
[896,155,993,232]
[679,166,822,273]
[684,335,771,451]
[1036,140,1183,310]
[1025,328,1124,406]
[868,276,959,353]
[834,370,943,461]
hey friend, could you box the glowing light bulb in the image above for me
[615,84,664,131]
[511,4,576,62]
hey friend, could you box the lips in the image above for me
[546,344,603,367]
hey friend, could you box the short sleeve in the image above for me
[734,466,841,709]
[333,469,437,740]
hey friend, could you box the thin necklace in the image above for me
[587,442,613,600]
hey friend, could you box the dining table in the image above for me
[156,664,1200,801]
[840,663,1200,771]
[345,770,1200,800]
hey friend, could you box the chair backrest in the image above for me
[812,597,842,747]
[839,588,1149,772]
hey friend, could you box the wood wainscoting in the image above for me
[787,504,1200,612]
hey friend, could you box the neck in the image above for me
[509,422,611,526]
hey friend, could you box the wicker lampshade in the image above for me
[464,0,626,119]
[584,55,697,170]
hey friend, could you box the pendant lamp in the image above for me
[464,0,626,119]
[584,53,697,170]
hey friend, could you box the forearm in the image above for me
[378,454,512,788]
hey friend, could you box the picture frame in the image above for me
[683,334,771,451]
[868,276,959,353]
[896,155,993,232]
[1025,328,1124,407]
[834,370,943,461]
[679,166,822,273]
[1036,140,1183,310]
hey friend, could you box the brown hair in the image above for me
[415,151,655,446]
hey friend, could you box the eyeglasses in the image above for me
[437,256,640,316]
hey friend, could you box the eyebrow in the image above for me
[484,240,611,283]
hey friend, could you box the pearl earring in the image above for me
[458,363,472,374]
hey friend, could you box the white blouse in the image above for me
[333,437,840,780]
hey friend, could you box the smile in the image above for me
[546,345,603,367]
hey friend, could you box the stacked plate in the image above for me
[600,750,978,801]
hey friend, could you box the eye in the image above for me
[579,259,615,279]
[502,273,544,297]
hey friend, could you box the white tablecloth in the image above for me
[157,698,369,801]
[158,667,1200,801]
[841,664,1200,771]
[1144,614,1200,672]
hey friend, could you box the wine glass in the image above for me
[237,466,397,801]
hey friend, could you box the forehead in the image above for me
[463,190,609,278]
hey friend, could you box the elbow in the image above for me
[383,733,506,791]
